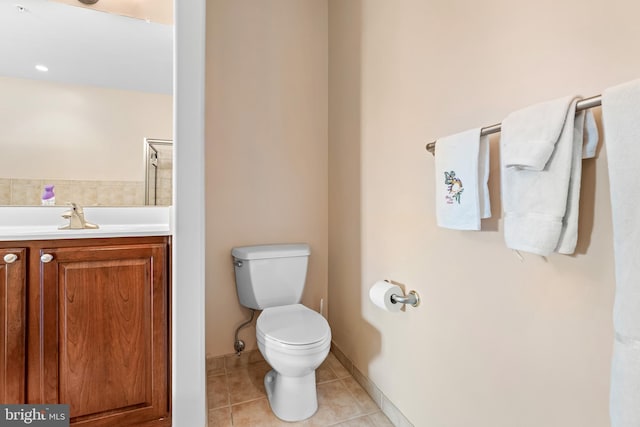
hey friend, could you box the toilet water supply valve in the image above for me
[232,256,251,354]
[234,308,255,355]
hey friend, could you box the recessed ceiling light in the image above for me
[35,64,49,72]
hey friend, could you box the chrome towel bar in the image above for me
[425,94,602,155]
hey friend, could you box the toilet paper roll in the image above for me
[369,280,402,313]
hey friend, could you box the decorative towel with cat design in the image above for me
[435,128,491,230]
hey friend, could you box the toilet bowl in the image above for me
[232,243,332,421]
[256,304,331,421]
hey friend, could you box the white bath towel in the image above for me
[501,96,598,256]
[435,128,491,230]
[602,78,640,427]
[556,109,599,254]
[610,338,640,427]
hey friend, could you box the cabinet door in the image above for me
[37,243,169,426]
[0,248,26,404]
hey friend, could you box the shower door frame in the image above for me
[144,138,173,206]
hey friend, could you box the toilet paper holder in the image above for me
[384,280,420,307]
[390,290,420,307]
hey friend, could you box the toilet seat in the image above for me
[257,304,331,350]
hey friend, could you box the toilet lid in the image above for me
[257,304,330,346]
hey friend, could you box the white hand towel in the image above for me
[501,95,575,170]
[602,78,640,427]
[435,128,491,230]
[501,96,598,256]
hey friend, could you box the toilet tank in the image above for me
[231,243,310,310]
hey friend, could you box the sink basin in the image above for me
[0,206,171,241]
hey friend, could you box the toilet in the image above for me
[231,243,331,422]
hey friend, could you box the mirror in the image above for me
[0,0,173,206]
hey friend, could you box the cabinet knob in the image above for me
[3,253,18,264]
[40,254,54,263]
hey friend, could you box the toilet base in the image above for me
[264,369,318,422]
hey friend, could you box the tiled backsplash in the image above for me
[0,178,150,206]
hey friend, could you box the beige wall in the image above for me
[205,0,329,357]
[329,0,640,426]
[203,0,640,423]
[0,76,172,182]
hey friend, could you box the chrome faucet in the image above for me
[58,202,99,230]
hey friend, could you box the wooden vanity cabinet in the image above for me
[0,236,171,427]
[0,247,27,404]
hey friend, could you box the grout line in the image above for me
[338,376,379,418]
[223,366,231,410]
[338,376,368,417]
[326,411,386,427]
[229,395,270,408]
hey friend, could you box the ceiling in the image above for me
[0,0,173,94]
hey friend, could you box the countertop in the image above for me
[0,206,172,241]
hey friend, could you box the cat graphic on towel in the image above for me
[444,171,464,204]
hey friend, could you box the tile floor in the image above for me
[207,351,394,426]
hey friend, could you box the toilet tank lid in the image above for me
[232,243,310,260]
